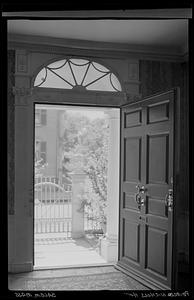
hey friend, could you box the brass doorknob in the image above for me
[140,186,146,193]
[136,184,147,193]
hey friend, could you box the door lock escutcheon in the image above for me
[165,189,173,212]
[135,184,146,209]
[135,193,145,209]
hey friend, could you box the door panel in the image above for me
[147,197,167,217]
[118,91,174,289]
[147,101,169,124]
[145,226,167,276]
[125,109,142,127]
[124,137,142,182]
[123,193,139,211]
[123,219,140,263]
[147,134,169,184]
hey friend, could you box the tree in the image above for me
[83,122,108,200]
[82,119,109,227]
[59,110,109,228]
[34,157,48,177]
[60,111,90,180]
[61,155,71,182]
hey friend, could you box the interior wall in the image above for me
[139,60,189,274]
[8,44,189,279]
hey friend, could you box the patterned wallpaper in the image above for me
[139,60,183,97]
[8,50,15,215]
[179,62,189,213]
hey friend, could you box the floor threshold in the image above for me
[33,262,115,271]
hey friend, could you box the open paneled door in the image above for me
[117,90,175,290]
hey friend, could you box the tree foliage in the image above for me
[60,111,109,224]
[35,158,48,177]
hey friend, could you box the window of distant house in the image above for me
[34,59,122,92]
[35,109,47,126]
[35,140,47,164]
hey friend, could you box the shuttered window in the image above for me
[40,141,47,163]
[35,109,47,126]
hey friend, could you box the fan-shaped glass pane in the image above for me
[92,62,109,73]
[34,68,47,87]
[48,59,67,69]
[70,59,89,66]
[70,62,90,85]
[40,69,72,89]
[87,74,115,91]
[50,63,75,86]
[83,64,108,87]
[110,73,122,91]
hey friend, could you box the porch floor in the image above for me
[34,233,107,268]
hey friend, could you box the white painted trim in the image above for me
[31,87,128,106]
[8,43,185,63]
[33,263,115,271]
[7,33,183,55]
[10,47,185,64]
[8,33,187,62]
[3,8,192,18]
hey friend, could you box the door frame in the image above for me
[31,87,125,268]
[116,88,180,290]
[12,86,180,285]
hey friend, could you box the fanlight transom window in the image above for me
[34,58,122,92]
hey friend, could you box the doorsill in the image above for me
[33,262,115,271]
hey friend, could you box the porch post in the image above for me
[100,109,120,262]
[71,170,86,239]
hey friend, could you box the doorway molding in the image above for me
[9,84,131,273]
[8,46,141,273]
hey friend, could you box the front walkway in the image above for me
[34,233,107,268]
